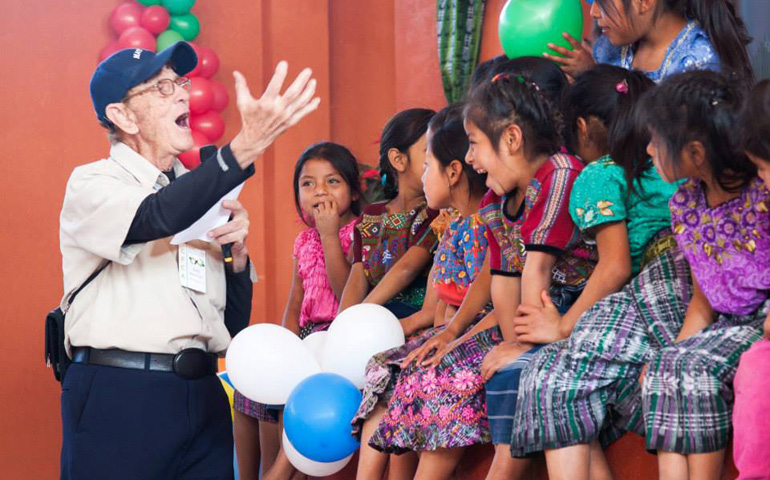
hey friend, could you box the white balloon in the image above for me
[322,304,405,388]
[226,324,321,405]
[302,331,327,365]
[282,430,352,477]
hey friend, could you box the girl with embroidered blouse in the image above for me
[338,108,439,321]
[641,70,767,479]
[233,142,362,480]
[352,104,489,480]
[511,65,682,479]
[546,0,753,85]
[730,79,770,480]
[376,58,595,480]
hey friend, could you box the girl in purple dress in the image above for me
[641,70,768,479]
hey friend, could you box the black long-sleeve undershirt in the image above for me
[123,144,254,337]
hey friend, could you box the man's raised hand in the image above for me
[230,61,321,168]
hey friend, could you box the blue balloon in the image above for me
[284,373,362,462]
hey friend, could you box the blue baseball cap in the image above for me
[90,42,197,125]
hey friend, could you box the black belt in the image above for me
[72,347,218,380]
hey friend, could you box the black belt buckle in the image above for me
[172,348,210,380]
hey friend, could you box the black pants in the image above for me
[60,363,233,480]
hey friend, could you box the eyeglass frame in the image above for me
[123,76,191,102]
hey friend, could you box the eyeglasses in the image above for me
[124,77,191,101]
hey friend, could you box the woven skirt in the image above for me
[368,325,503,453]
[233,320,331,423]
[511,245,692,456]
[642,299,768,454]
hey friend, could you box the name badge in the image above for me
[179,244,207,293]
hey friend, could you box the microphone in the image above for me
[222,243,234,272]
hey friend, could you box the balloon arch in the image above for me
[99,0,228,169]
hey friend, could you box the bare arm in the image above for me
[514,222,632,344]
[337,262,369,314]
[402,254,493,368]
[281,259,304,336]
[363,246,433,305]
[491,274,522,342]
[400,264,440,336]
[559,222,631,336]
[676,272,715,342]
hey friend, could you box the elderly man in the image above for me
[58,42,318,480]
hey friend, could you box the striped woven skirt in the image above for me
[233,320,331,423]
[485,282,584,445]
[368,325,503,453]
[642,299,768,453]
[511,245,692,456]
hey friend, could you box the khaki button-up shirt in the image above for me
[60,143,231,355]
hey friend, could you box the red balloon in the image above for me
[140,5,170,34]
[99,41,121,62]
[198,46,220,79]
[210,81,229,112]
[191,111,225,142]
[187,42,202,77]
[188,77,214,115]
[118,26,156,51]
[109,2,144,36]
[178,131,211,169]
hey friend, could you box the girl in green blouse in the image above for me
[511,64,673,346]
[510,65,682,477]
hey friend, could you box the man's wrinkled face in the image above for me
[123,66,193,156]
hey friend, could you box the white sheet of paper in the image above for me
[171,183,244,245]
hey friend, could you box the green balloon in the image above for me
[161,0,196,16]
[169,13,200,41]
[498,0,583,59]
[156,29,185,51]
[137,0,162,6]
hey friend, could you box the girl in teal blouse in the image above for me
[510,65,683,476]
[513,65,673,345]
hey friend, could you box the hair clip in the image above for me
[380,173,388,187]
[616,80,629,94]
[709,89,721,106]
[491,73,508,84]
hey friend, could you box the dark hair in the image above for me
[595,0,754,85]
[488,56,569,146]
[566,65,654,188]
[378,108,436,200]
[470,55,508,90]
[428,104,487,197]
[741,79,770,160]
[491,56,569,102]
[465,73,562,158]
[293,142,364,224]
[638,70,755,192]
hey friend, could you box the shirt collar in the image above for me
[109,142,187,189]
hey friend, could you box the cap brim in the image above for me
[132,42,198,86]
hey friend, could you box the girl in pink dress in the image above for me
[233,142,363,480]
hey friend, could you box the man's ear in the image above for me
[388,147,408,173]
[105,103,139,135]
[500,124,523,157]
